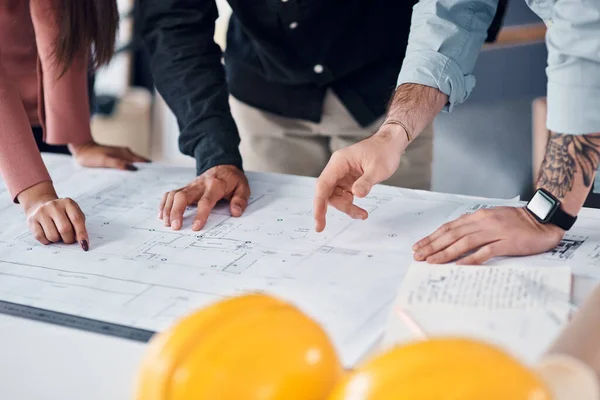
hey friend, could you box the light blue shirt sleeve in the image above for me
[545,0,600,135]
[397,0,498,112]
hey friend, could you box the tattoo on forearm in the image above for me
[537,132,600,198]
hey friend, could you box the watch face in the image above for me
[527,190,558,222]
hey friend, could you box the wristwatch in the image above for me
[525,188,577,231]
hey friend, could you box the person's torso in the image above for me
[0,0,40,126]
[223,0,417,126]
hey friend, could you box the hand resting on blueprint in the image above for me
[69,141,150,171]
[17,181,89,250]
[414,132,600,264]
[412,206,564,264]
[15,142,149,250]
[159,165,250,231]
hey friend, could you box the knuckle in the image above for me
[48,233,61,242]
[448,230,461,241]
[421,244,434,254]
[71,211,84,223]
[464,235,476,248]
[481,246,494,257]
[331,149,346,161]
[56,223,71,235]
[173,191,188,204]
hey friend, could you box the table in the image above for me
[2,157,600,399]
[1,273,596,400]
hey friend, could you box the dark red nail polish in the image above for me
[126,164,138,171]
[80,240,89,252]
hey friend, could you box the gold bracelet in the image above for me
[382,119,413,143]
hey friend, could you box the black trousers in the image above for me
[32,126,70,155]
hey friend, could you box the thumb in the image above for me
[352,169,382,198]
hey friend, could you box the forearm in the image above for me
[141,0,242,175]
[536,132,600,216]
[380,83,447,149]
[0,63,52,201]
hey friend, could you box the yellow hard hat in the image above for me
[135,293,343,400]
[328,338,553,400]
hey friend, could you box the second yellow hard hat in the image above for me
[328,337,553,400]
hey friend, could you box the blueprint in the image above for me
[0,154,598,366]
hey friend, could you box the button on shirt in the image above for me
[141,0,506,175]
[398,0,600,135]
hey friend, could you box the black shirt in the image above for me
[141,0,506,175]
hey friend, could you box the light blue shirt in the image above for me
[397,0,600,135]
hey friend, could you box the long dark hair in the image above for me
[54,0,119,75]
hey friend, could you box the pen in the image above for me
[394,306,428,339]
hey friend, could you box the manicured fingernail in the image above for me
[158,212,162,220]
[125,164,138,171]
[351,212,363,220]
[80,240,89,252]
[414,252,423,260]
[171,220,181,230]
[231,205,242,216]
[192,222,201,231]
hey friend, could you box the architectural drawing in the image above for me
[545,234,588,261]
[2,155,600,366]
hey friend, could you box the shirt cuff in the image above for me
[547,82,600,134]
[397,50,477,113]
[193,140,243,176]
[11,172,52,204]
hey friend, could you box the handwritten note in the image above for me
[397,264,572,311]
[383,263,573,363]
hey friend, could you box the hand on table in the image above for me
[413,207,564,265]
[69,141,150,171]
[313,130,406,232]
[159,165,250,231]
[18,182,89,250]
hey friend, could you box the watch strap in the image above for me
[551,206,578,231]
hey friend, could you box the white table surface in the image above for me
[1,274,596,400]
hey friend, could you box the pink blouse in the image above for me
[0,0,93,201]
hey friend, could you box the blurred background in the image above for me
[93,0,548,200]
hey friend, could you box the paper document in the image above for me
[398,263,572,311]
[383,263,572,362]
[0,154,593,367]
